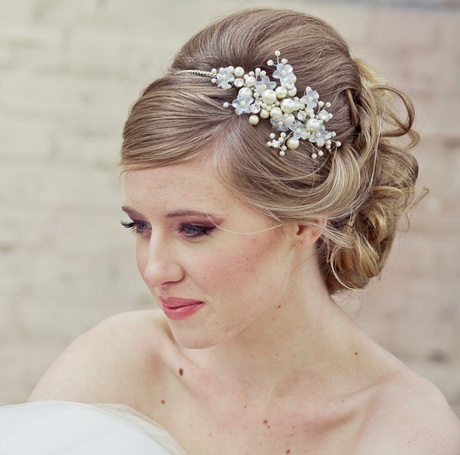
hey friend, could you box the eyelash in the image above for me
[120,220,216,239]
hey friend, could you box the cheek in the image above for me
[201,235,286,290]
[135,241,149,280]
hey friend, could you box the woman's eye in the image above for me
[179,223,215,239]
[121,220,151,236]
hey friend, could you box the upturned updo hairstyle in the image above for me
[121,8,423,294]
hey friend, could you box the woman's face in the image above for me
[122,159,300,349]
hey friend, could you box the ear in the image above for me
[292,217,327,248]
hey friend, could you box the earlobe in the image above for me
[294,217,327,248]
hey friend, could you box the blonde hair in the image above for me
[121,8,424,294]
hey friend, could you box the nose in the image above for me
[137,236,184,289]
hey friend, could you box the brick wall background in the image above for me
[0,0,459,417]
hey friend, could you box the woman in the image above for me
[1,8,459,454]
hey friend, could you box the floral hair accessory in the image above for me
[177,51,341,158]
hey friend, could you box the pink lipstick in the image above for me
[159,297,204,321]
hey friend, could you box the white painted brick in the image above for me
[372,8,438,51]
[0,71,135,123]
[438,13,460,52]
[0,339,69,404]
[67,25,169,80]
[405,49,458,96]
[0,0,40,24]
[31,0,100,25]
[0,25,64,71]
[0,115,53,160]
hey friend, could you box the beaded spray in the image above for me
[177,51,341,158]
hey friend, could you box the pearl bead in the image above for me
[223,102,229,108]
[239,87,252,98]
[275,87,288,99]
[234,67,244,78]
[281,99,296,114]
[287,137,300,150]
[249,115,259,126]
[262,89,276,104]
[245,76,256,87]
[316,138,325,147]
[288,88,297,97]
[311,153,318,159]
[260,109,269,119]
[279,150,285,156]
[306,118,321,132]
[270,107,282,119]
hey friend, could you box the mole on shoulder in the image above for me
[161,400,165,404]
[179,368,184,376]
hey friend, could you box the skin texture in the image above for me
[30,159,460,454]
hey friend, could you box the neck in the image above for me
[183,256,363,402]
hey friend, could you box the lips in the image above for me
[159,297,204,321]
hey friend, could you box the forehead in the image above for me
[123,160,236,212]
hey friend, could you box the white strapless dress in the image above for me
[0,401,186,454]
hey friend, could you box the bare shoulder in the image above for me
[356,367,460,454]
[29,309,172,405]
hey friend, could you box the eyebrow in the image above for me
[121,206,221,220]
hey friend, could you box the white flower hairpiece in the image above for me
[177,51,341,158]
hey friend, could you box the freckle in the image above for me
[179,368,184,376]
[263,419,268,425]
[161,400,165,404]
[286,450,291,454]
[354,352,358,356]
[277,305,282,309]
[244,405,247,409]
